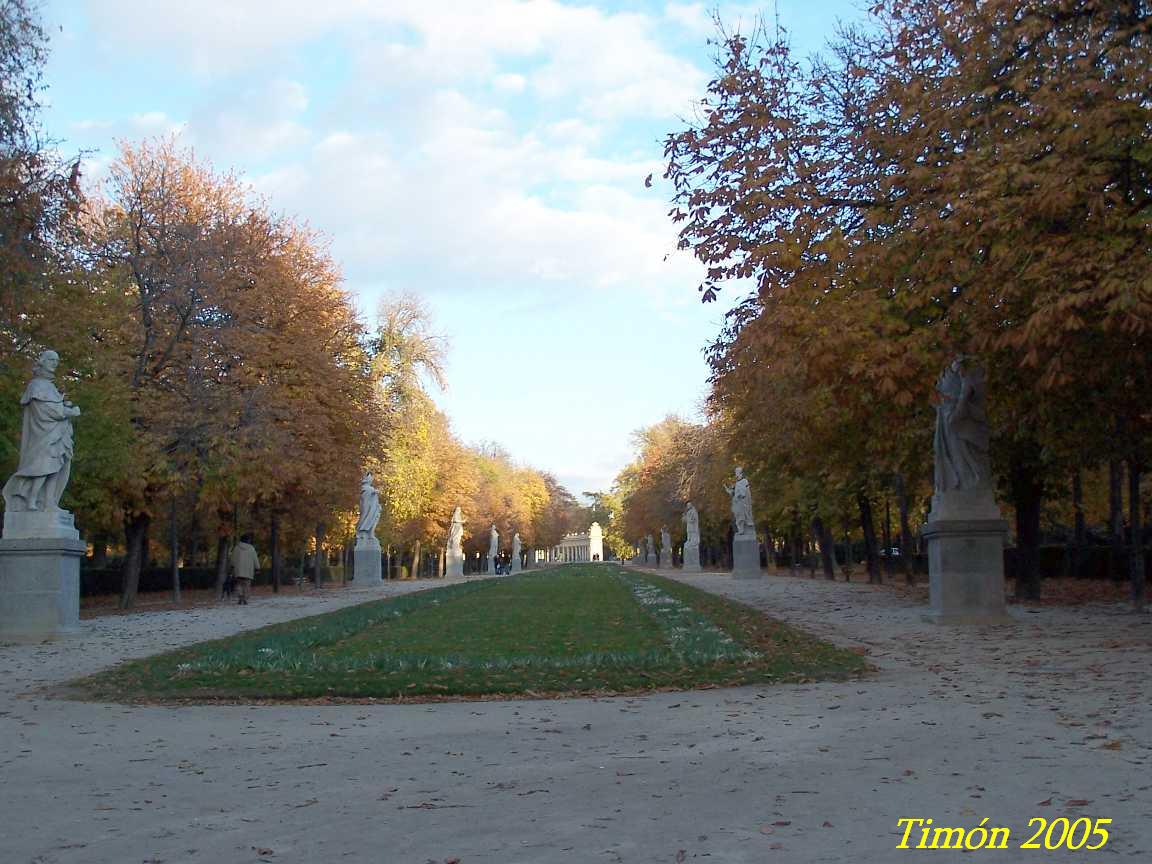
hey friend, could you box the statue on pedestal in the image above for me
[924,356,1010,624]
[3,350,81,514]
[1,350,87,640]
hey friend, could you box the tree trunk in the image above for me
[270,511,281,593]
[213,534,229,599]
[895,473,914,583]
[1009,452,1043,601]
[119,512,152,609]
[1109,459,1125,580]
[169,494,180,604]
[812,515,836,579]
[314,523,327,585]
[411,539,422,581]
[1070,470,1086,580]
[438,548,446,578]
[92,537,108,568]
[882,496,893,577]
[1128,460,1144,611]
[857,493,881,584]
[841,521,854,581]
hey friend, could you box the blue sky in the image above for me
[40,0,868,498]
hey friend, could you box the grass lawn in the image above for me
[71,564,868,703]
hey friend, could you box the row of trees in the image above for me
[0,1,586,603]
[619,1,1151,608]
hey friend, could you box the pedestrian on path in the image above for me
[229,533,259,605]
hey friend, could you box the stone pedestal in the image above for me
[446,547,464,578]
[658,550,670,569]
[924,496,1012,624]
[3,508,80,540]
[0,536,86,642]
[731,535,762,579]
[510,555,522,574]
[353,535,382,584]
[682,542,701,573]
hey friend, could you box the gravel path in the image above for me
[2,569,1150,863]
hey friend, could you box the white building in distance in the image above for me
[536,522,604,564]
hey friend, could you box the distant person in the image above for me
[229,533,260,605]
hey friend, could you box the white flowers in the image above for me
[613,571,754,661]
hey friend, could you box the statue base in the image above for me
[682,543,701,572]
[923,514,1013,625]
[658,551,670,569]
[731,535,762,579]
[353,535,382,584]
[3,508,80,540]
[510,557,522,574]
[446,550,463,579]
[0,536,86,642]
[929,488,1001,521]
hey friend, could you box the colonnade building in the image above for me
[534,522,604,565]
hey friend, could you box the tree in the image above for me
[665,1,1152,605]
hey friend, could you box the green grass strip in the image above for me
[70,564,868,702]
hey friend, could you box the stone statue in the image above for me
[924,357,1009,624]
[682,501,702,572]
[488,524,500,558]
[355,472,381,538]
[724,467,756,538]
[660,526,671,551]
[3,350,81,513]
[683,502,700,545]
[445,506,465,578]
[447,507,464,555]
[933,356,992,493]
[645,534,655,560]
[511,532,522,573]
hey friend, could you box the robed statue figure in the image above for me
[3,350,81,513]
[683,502,700,545]
[933,356,992,493]
[447,507,464,555]
[356,472,382,538]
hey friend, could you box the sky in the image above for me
[39,0,868,499]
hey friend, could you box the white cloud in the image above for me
[665,2,712,35]
[493,73,527,93]
[73,2,712,308]
[131,111,185,134]
[86,1,705,118]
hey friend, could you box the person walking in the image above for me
[229,533,259,605]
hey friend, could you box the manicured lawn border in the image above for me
[65,565,869,704]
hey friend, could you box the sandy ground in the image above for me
[2,569,1150,864]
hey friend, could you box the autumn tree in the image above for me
[665,1,1152,603]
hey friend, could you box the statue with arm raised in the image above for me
[724,467,756,538]
[3,350,81,513]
